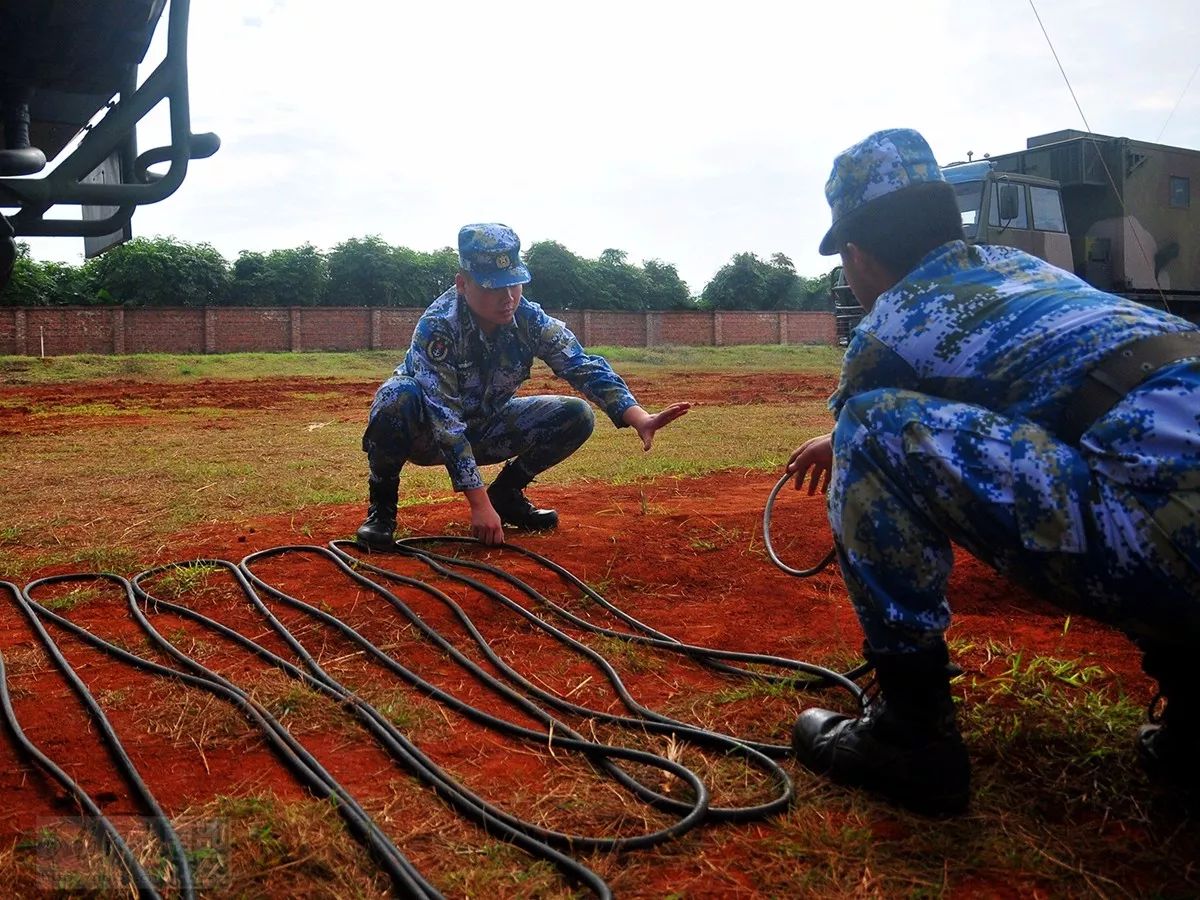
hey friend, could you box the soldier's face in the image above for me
[839,243,893,312]
[457,273,523,333]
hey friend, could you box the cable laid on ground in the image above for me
[0,582,167,900]
[15,572,443,899]
[1,534,870,897]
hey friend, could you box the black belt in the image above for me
[1059,329,1200,444]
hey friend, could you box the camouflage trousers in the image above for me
[362,375,595,485]
[829,388,1200,653]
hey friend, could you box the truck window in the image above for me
[1030,186,1066,232]
[1170,176,1190,209]
[988,181,1029,229]
[952,180,984,238]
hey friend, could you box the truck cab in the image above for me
[942,160,1074,272]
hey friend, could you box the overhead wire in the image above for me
[1027,0,1174,314]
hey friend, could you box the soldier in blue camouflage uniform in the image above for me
[357,223,691,548]
[787,128,1200,814]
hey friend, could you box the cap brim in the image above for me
[472,264,531,289]
[818,224,839,256]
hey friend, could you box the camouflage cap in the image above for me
[818,128,945,255]
[457,223,532,289]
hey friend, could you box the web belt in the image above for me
[1060,329,1200,444]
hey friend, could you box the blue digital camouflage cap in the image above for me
[818,128,945,255]
[457,223,532,289]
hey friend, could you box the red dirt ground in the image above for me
[0,468,1160,896]
[0,371,838,435]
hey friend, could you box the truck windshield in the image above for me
[953,180,984,238]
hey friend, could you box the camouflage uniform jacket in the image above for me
[831,240,1200,549]
[398,287,639,491]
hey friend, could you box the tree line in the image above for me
[3,235,836,312]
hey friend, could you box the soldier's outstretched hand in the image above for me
[787,432,833,495]
[622,402,693,452]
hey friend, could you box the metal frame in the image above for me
[0,0,217,238]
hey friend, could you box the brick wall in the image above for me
[126,308,205,353]
[0,306,837,356]
[212,308,291,353]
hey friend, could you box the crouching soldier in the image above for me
[357,223,690,547]
[788,129,1200,814]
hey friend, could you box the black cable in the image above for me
[328,540,798,817]
[18,572,441,899]
[2,535,873,897]
[0,582,163,900]
[762,471,839,579]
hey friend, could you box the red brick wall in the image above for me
[213,308,291,352]
[557,310,585,338]
[297,308,370,352]
[0,309,16,356]
[719,311,782,345]
[587,311,647,347]
[376,309,423,350]
[657,312,714,345]
[0,306,837,355]
[784,311,837,344]
[126,309,205,353]
[25,308,116,355]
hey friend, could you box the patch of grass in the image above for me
[0,346,842,386]
[150,563,223,599]
[591,344,844,373]
[0,351,400,385]
[38,584,103,612]
[438,839,565,896]
[69,546,142,575]
[954,640,1146,811]
[584,635,664,675]
[30,401,125,418]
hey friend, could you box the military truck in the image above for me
[832,130,1200,337]
[0,0,217,290]
[944,129,1200,322]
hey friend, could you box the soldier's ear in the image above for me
[454,271,468,293]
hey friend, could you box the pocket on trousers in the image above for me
[1011,422,1090,554]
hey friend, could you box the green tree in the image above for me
[700,251,819,310]
[796,270,836,311]
[230,244,329,306]
[641,259,693,310]
[1,243,90,306]
[326,236,403,306]
[85,236,230,306]
[524,240,598,310]
[701,252,771,309]
[593,247,647,310]
[389,245,457,307]
[326,237,457,307]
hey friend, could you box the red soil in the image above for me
[0,371,838,435]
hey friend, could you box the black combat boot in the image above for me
[792,642,970,815]
[355,472,399,549]
[487,463,558,530]
[1137,643,1199,793]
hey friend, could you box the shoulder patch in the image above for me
[428,334,450,363]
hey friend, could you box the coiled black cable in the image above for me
[1,535,871,897]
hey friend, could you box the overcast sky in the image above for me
[22,0,1200,294]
